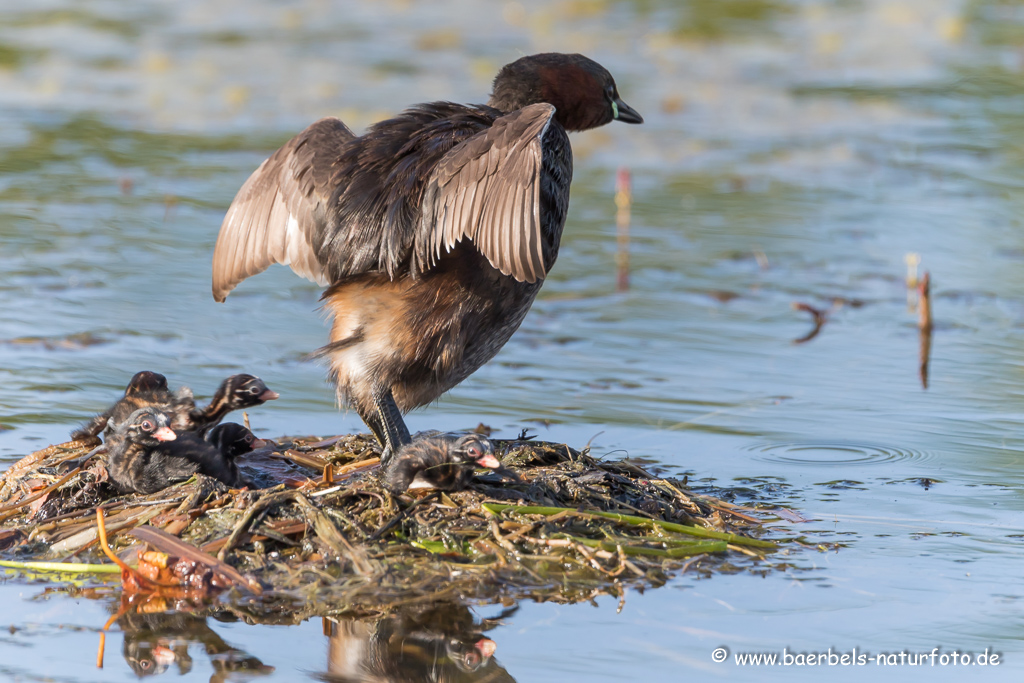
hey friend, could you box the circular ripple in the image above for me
[744,442,933,467]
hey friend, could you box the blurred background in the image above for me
[3,1,1024,681]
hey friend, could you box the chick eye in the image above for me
[249,386,261,395]
[467,446,481,458]
[139,660,152,670]
[245,434,254,444]
[141,420,154,432]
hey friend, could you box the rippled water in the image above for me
[745,441,935,466]
[3,0,1024,680]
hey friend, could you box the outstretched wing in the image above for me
[211,117,354,302]
[415,103,555,283]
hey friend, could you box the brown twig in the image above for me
[792,302,828,344]
[918,272,932,332]
[217,490,296,561]
[95,509,133,574]
[270,449,329,472]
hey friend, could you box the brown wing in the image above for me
[211,117,355,302]
[415,103,555,283]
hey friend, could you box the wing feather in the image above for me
[509,182,523,278]
[415,103,554,283]
[526,172,542,281]
[212,117,354,302]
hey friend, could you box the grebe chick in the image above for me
[205,422,266,458]
[104,407,179,494]
[189,374,279,437]
[384,433,508,494]
[105,410,252,494]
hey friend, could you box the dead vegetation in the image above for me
[1,433,782,618]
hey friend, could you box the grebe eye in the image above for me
[249,386,261,394]
[467,446,481,458]
[141,420,154,431]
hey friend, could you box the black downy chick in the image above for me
[383,433,513,494]
[188,374,279,437]
[205,422,266,458]
[123,370,169,395]
[104,407,181,494]
[151,432,253,491]
[105,409,252,495]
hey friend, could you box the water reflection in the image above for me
[105,597,516,682]
[116,610,274,679]
[320,602,516,683]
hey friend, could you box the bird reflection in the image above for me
[117,611,274,680]
[320,601,517,683]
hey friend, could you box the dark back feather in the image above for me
[316,103,501,281]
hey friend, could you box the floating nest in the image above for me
[0,433,782,620]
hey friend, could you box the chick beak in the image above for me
[151,646,176,667]
[259,389,280,401]
[613,97,643,124]
[477,453,501,469]
[475,638,497,659]
[153,427,177,442]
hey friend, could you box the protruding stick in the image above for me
[95,508,130,669]
[95,509,133,573]
[918,271,932,332]
[615,167,631,292]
